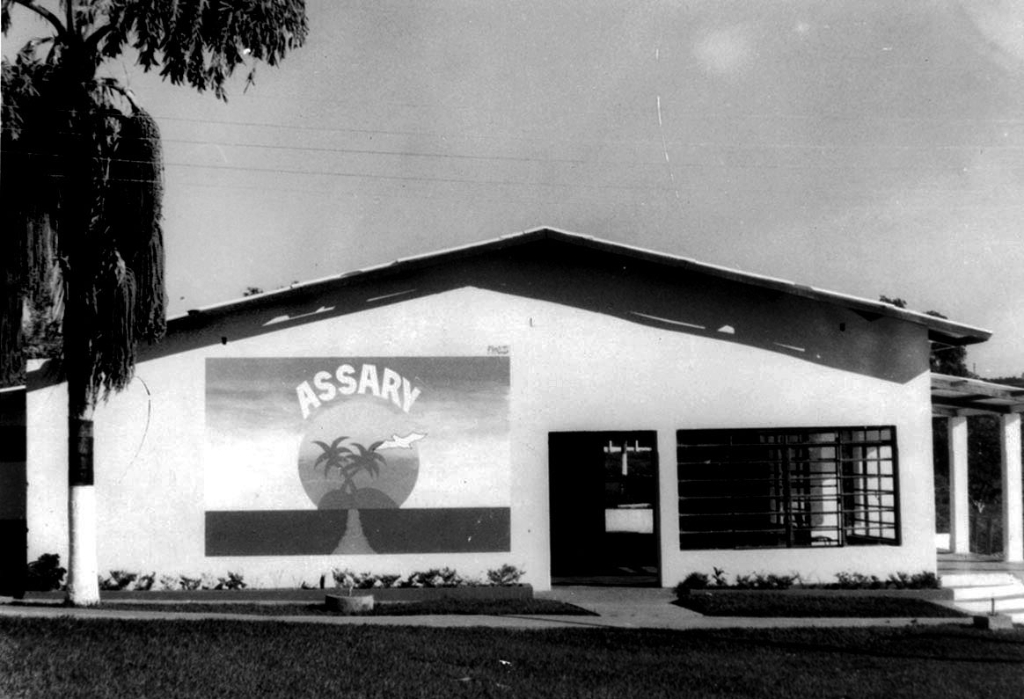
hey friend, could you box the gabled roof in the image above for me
[175,227,991,347]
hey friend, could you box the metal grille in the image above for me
[677,427,899,550]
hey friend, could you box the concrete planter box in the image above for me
[330,584,533,603]
[679,587,953,600]
[973,614,1016,631]
[325,594,374,614]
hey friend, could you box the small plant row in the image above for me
[100,570,247,592]
[326,564,525,591]
[23,554,525,592]
[24,554,249,592]
[678,568,799,591]
[677,567,940,594]
[832,571,940,590]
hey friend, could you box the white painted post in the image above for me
[67,485,100,605]
[948,416,970,554]
[1000,413,1023,563]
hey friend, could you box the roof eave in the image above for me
[167,226,993,345]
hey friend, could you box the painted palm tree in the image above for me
[1,0,307,606]
[331,440,387,556]
[312,436,352,479]
[337,440,386,493]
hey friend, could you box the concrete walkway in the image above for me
[0,586,977,630]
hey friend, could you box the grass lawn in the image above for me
[675,592,968,618]
[2,619,1022,698]
[56,598,595,617]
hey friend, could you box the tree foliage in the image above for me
[1,1,307,404]
[2,1,307,604]
[1,1,307,99]
[0,45,164,406]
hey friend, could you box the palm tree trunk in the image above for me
[66,393,100,605]
[333,510,375,555]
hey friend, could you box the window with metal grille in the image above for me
[676,427,899,549]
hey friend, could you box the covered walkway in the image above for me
[933,374,1024,562]
[938,551,1024,584]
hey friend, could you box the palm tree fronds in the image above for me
[1,52,61,385]
[1,51,166,396]
[0,283,24,385]
[89,249,138,400]
[108,106,165,341]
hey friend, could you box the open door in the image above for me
[549,431,658,583]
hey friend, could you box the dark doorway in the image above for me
[549,431,659,585]
[0,387,27,597]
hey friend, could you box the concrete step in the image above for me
[941,572,1024,623]
[941,572,1020,588]
[951,583,1024,601]
[955,596,1024,614]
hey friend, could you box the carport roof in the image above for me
[931,374,1024,417]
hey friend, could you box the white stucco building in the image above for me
[4,228,998,591]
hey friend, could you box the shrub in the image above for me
[486,564,524,586]
[886,571,941,589]
[887,572,912,589]
[330,567,525,590]
[135,573,156,591]
[909,571,941,589]
[833,572,939,590]
[25,554,66,591]
[332,569,352,590]
[216,572,246,590]
[676,568,940,596]
[834,572,884,589]
[757,573,798,590]
[99,570,138,591]
[179,576,202,591]
[734,574,755,589]
[676,571,797,594]
[404,568,462,588]
[678,572,710,591]
[373,574,402,589]
[711,567,729,587]
[332,570,377,590]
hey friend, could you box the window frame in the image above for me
[676,426,900,550]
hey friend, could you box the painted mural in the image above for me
[204,357,510,556]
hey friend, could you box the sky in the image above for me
[4,1,1023,377]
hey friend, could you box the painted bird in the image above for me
[378,432,426,450]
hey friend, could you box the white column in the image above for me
[1001,413,1023,563]
[656,428,679,588]
[948,416,970,554]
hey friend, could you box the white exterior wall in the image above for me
[27,287,934,590]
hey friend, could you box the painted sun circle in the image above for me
[297,398,420,510]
